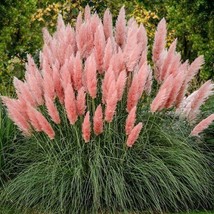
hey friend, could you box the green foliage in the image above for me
[0,105,212,213]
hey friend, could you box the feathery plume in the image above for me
[76,11,82,33]
[76,87,86,116]
[82,111,91,142]
[85,53,97,98]
[144,65,153,95]
[93,104,104,135]
[152,18,166,63]
[116,70,127,101]
[127,74,139,112]
[45,96,61,124]
[191,114,214,136]
[64,84,78,125]
[115,6,126,48]
[105,79,118,122]
[126,122,143,147]
[73,52,83,90]
[94,23,106,73]
[125,106,137,135]
[103,38,113,71]
[103,8,113,39]
[84,5,91,21]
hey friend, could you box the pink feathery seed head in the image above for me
[144,65,153,95]
[43,67,55,101]
[76,11,82,33]
[84,5,91,21]
[45,96,61,124]
[93,104,104,135]
[52,63,64,104]
[64,84,78,125]
[57,14,65,31]
[94,23,106,73]
[125,106,137,135]
[76,87,86,116]
[191,114,214,136]
[105,80,118,122]
[150,75,174,112]
[103,38,114,71]
[73,52,83,90]
[103,8,113,39]
[13,77,37,107]
[82,111,91,143]
[137,62,149,99]
[85,53,97,99]
[165,71,185,108]
[26,104,42,132]
[102,67,115,103]
[60,59,72,90]
[1,97,31,136]
[137,24,147,51]
[139,48,147,69]
[116,70,127,101]
[168,53,181,77]
[187,80,214,121]
[152,18,167,63]
[160,39,177,81]
[89,13,101,36]
[33,108,55,139]
[126,122,143,147]
[115,6,126,48]
[127,74,139,112]
[186,55,204,84]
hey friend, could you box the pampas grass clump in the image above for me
[1,6,213,214]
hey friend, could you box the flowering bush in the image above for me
[1,6,213,213]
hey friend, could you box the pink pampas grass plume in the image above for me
[1,97,31,136]
[126,122,143,147]
[137,24,147,52]
[150,75,173,112]
[152,18,166,63]
[73,52,83,90]
[93,104,104,135]
[102,67,115,104]
[84,5,91,21]
[33,107,55,139]
[105,80,118,122]
[94,23,106,73]
[64,84,78,125]
[144,65,153,95]
[115,6,126,48]
[85,53,97,99]
[103,38,113,71]
[139,48,147,69]
[116,70,127,101]
[125,106,137,135]
[76,11,82,33]
[165,71,185,108]
[186,55,204,84]
[160,39,177,81]
[137,62,149,99]
[103,8,113,39]
[45,96,61,124]
[82,111,91,143]
[127,74,139,112]
[13,77,37,107]
[26,104,42,132]
[76,87,86,116]
[191,114,214,136]
[187,80,214,121]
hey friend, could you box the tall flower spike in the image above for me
[152,18,166,63]
[73,52,83,90]
[103,8,113,39]
[64,84,78,125]
[127,73,139,112]
[103,38,113,71]
[125,106,137,135]
[76,87,86,116]
[116,70,127,101]
[191,114,214,136]
[45,96,61,124]
[115,6,126,48]
[93,104,104,135]
[82,111,91,143]
[85,53,97,99]
[126,122,143,147]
